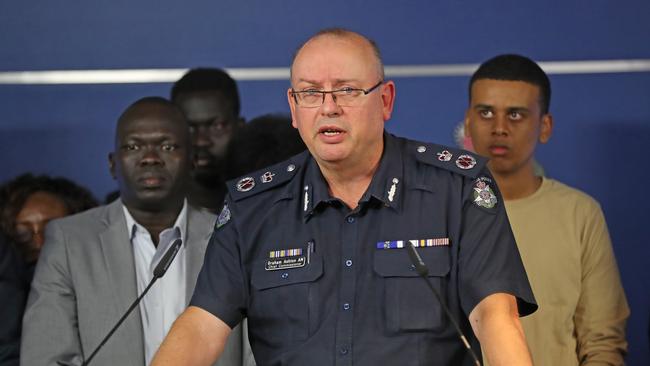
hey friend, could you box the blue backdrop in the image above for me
[1,1,649,364]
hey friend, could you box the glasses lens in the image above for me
[333,89,364,107]
[294,82,381,108]
[298,92,322,107]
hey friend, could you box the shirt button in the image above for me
[343,303,351,310]
[346,216,355,223]
[281,272,289,279]
[340,347,348,355]
[345,259,353,267]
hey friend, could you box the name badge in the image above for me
[265,256,306,271]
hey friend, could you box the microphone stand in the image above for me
[79,238,183,366]
[406,243,481,366]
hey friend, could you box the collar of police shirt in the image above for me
[300,131,404,221]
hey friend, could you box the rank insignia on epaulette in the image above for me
[216,203,231,228]
[261,171,275,183]
[414,143,485,179]
[455,154,477,170]
[229,161,300,201]
[437,150,453,162]
[265,247,305,271]
[236,177,255,192]
[473,177,498,209]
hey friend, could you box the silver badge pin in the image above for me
[236,177,255,192]
[437,150,453,162]
[287,164,296,172]
[417,146,427,153]
[303,185,310,212]
[261,171,275,183]
[455,154,477,170]
[388,178,399,202]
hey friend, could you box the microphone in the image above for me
[80,238,183,366]
[405,243,481,366]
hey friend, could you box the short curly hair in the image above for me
[170,68,241,117]
[469,54,551,114]
[0,173,99,240]
[223,114,306,180]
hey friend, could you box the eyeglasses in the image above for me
[291,80,383,108]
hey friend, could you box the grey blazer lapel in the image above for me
[98,200,145,363]
[184,207,217,303]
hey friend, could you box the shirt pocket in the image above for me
[373,246,451,334]
[250,254,323,342]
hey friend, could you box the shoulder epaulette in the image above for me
[411,141,487,179]
[227,159,300,201]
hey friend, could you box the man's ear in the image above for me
[380,81,396,121]
[108,152,117,179]
[539,114,553,144]
[287,88,298,129]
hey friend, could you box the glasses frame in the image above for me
[291,80,384,108]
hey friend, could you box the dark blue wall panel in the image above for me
[1,1,648,364]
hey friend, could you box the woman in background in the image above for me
[0,173,98,269]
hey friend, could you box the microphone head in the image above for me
[153,238,182,278]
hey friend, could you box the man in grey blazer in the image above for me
[21,97,246,366]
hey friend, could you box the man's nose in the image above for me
[32,229,45,248]
[492,115,509,136]
[192,130,211,148]
[140,147,163,165]
[320,92,342,117]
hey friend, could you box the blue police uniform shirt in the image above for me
[192,132,537,366]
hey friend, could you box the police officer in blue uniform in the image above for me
[153,29,536,366]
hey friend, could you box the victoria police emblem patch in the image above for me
[217,203,231,228]
[473,177,498,209]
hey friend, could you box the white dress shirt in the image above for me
[122,201,188,366]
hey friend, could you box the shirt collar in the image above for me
[122,199,188,246]
[360,132,404,211]
[301,132,404,221]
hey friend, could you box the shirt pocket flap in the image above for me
[373,247,450,278]
[251,255,323,290]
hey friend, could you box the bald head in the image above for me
[290,28,385,83]
[109,96,192,212]
[116,97,188,143]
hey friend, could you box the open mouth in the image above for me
[193,152,215,167]
[488,145,509,156]
[318,125,346,138]
[194,157,211,167]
